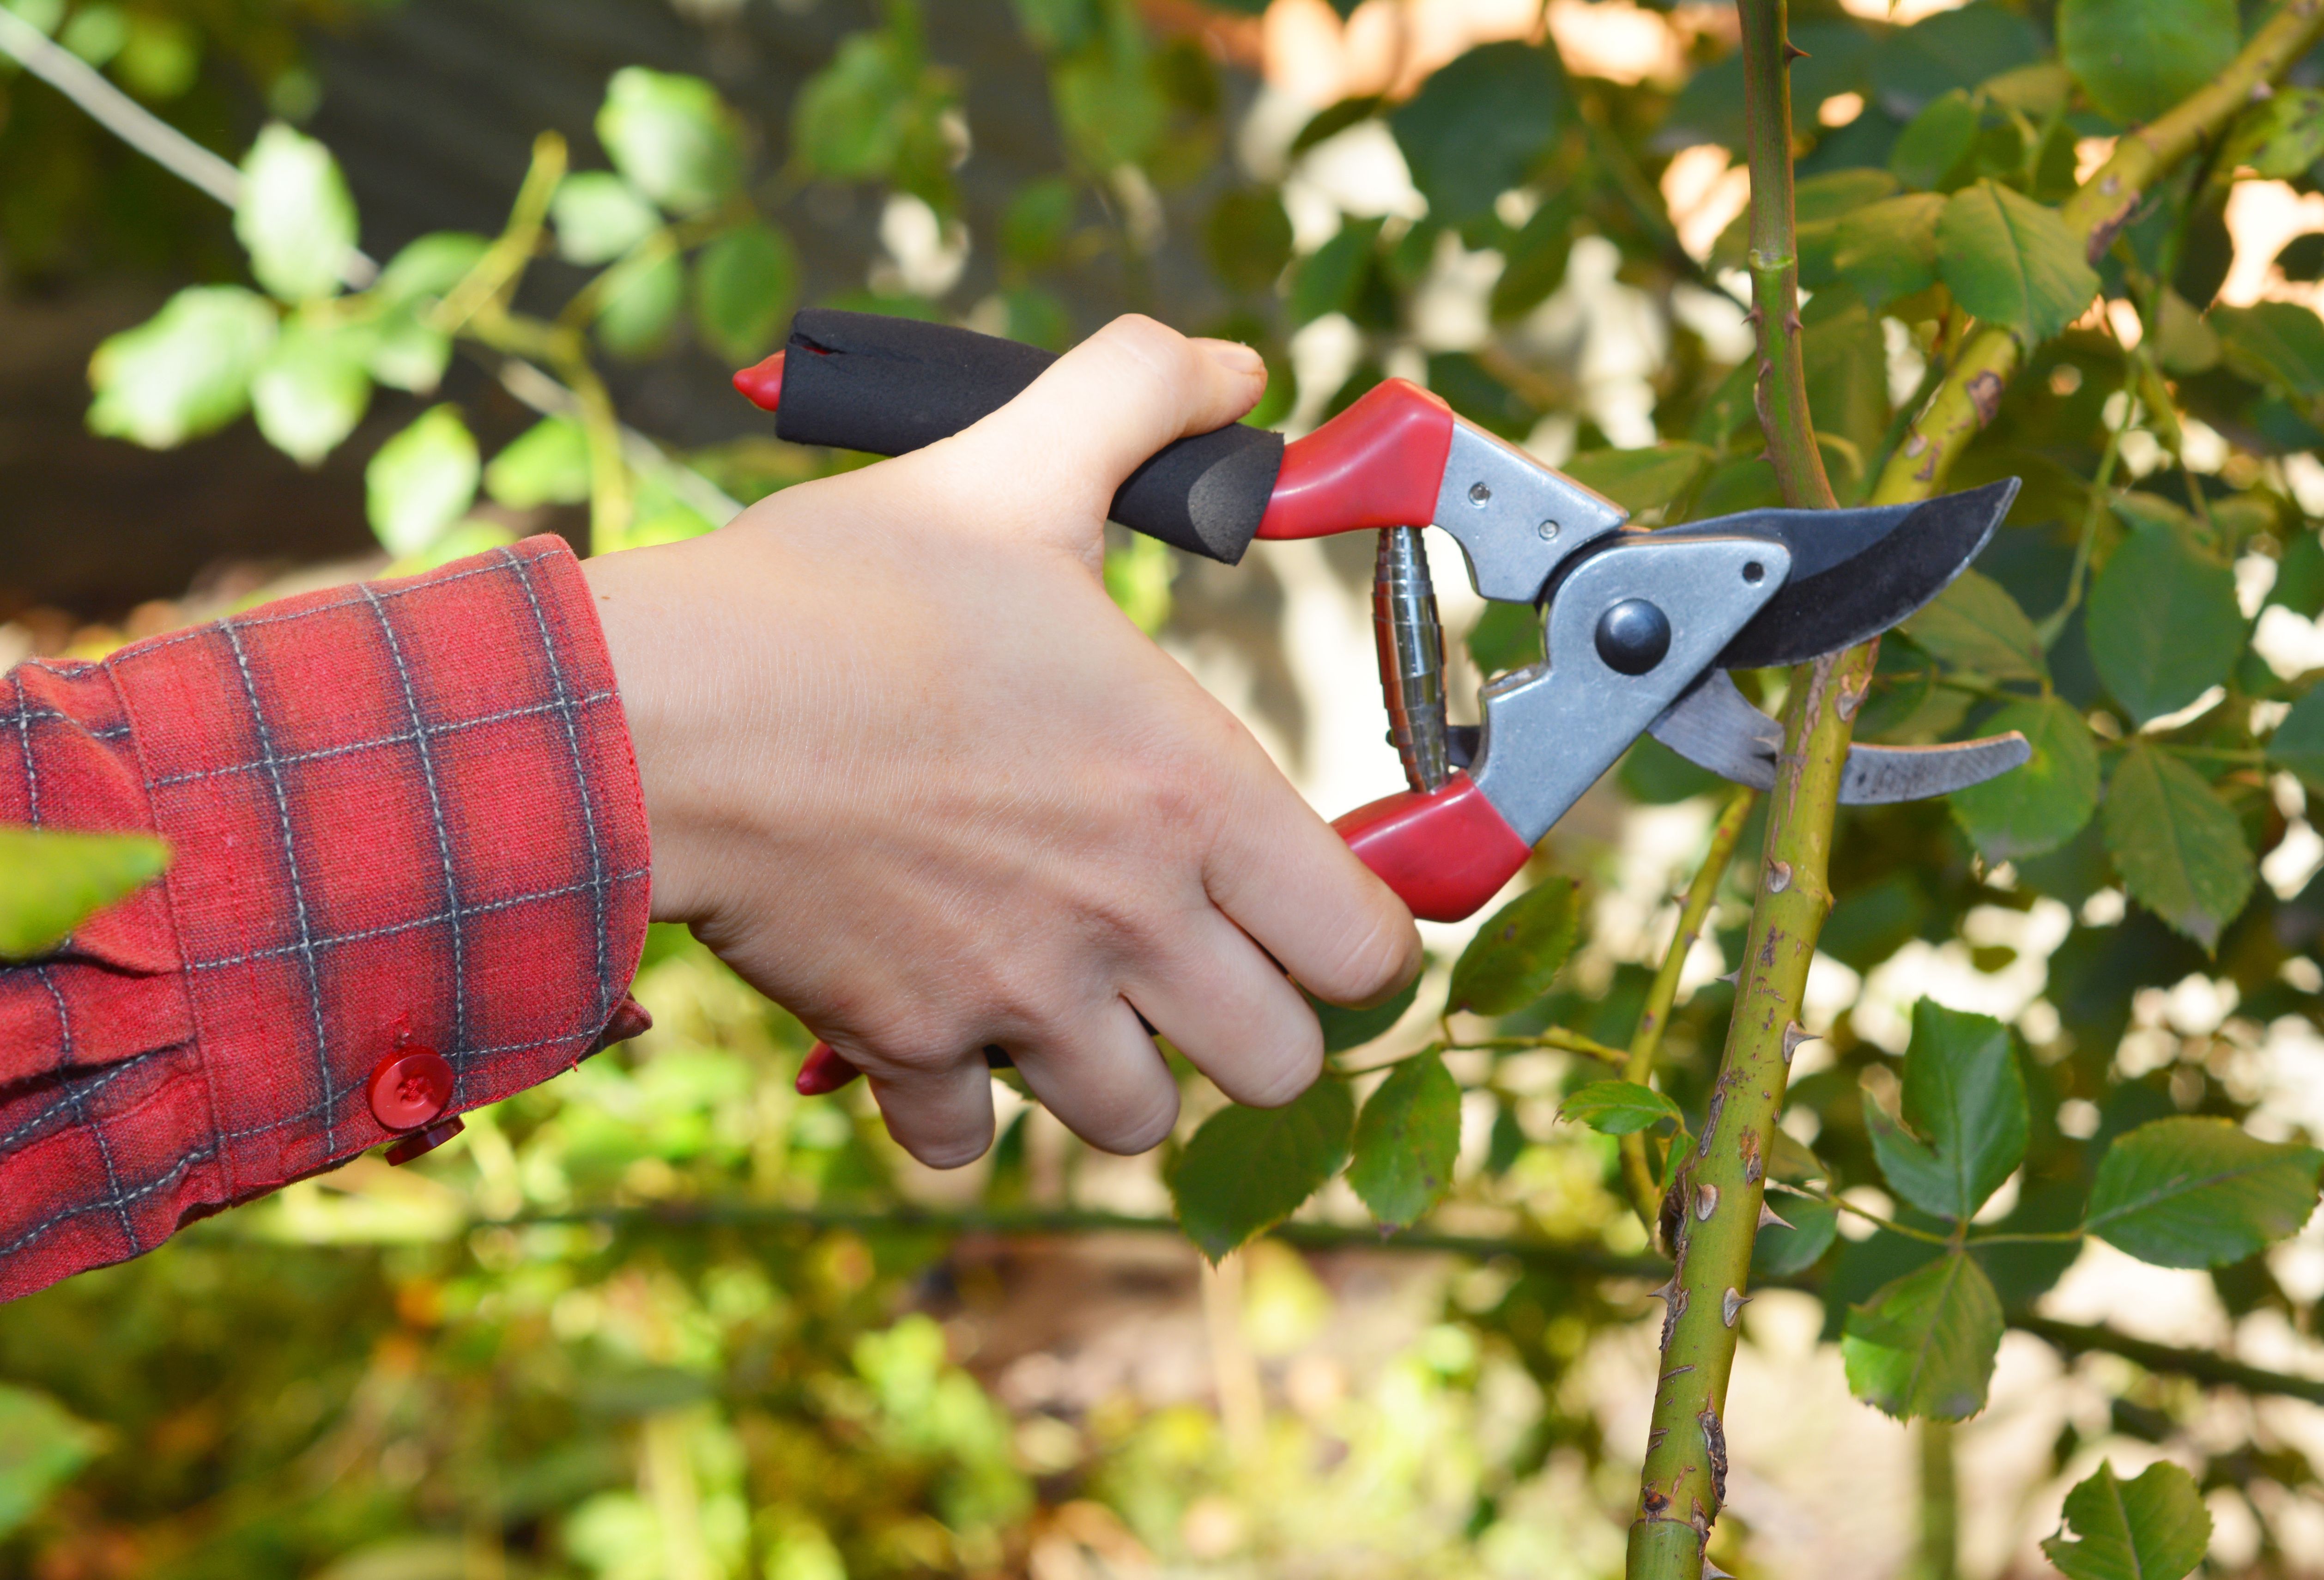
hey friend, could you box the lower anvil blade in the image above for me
[1648,672,2031,803]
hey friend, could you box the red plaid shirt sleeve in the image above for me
[0,536,653,1302]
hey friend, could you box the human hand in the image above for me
[581,316,1422,1167]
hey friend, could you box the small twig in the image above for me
[1788,1183,1955,1247]
[497,1202,1670,1280]
[1618,787,1755,1238]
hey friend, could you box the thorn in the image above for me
[1717,967,1740,985]
[1695,1183,1720,1221]
[1782,1021,1816,1064]
[1758,1201,1795,1231]
[1703,1559,1737,1580]
[1646,1277,1678,1302]
[1766,860,1791,894]
[1722,1287,1751,1327]
[1782,39,1810,62]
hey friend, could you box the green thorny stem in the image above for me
[1619,787,1756,1239]
[1628,4,1854,1574]
[1628,6,2324,1574]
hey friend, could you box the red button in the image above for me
[367,1048,454,1131]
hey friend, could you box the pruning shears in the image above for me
[734,309,2030,928]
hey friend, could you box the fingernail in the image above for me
[797,1040,863,1096]
[1205,340,1265,377]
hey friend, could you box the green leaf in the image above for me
[1752,1193,1840,1278]
[2086,531,2244,724]
[796,31,912,179]
[2228,88,2324,181]
[250,317,370,467]
[1949,696,2100,860]
[365,307,452,395]
[1009,0,1093,54]
[2085,1117,2323,1268]
[484,417,592,510]
[87,285,277,449]
[1936,180,2099,346]
[693,222,799,364]
[1840,1252,2003,1421]
[1289,217,1384,326]
[551,172,661,267]
[1556,1080,1679,1137]
[1561,443,1711,518]
[2058,0,2237,126]
[2101,742,2255,951]
[0,826,170,959]
[2271,686,2324,794]
[366,405,480,558]
[375,231,489,306]
[0,1384,106,1537]
[1169,1080,1355,1261]
[1002,177,1077,269]
[596,67,741,215]
[1889,89,1979,193]
[594,248,685,361]
[1347,1051,1461,1230]
[1389,41,1565,225]
[234,122,357,302]
[1901,569,2046,683]
[1305,975,1420,1054]
[1205,189,1293,295]
[1448,875,1577,1016]
[1864,999,2027,1223]
[2213,302,2324,400]
[2043,1461,2212,1580]
[1713,169,1900,281]
[1835,192,1946,312]
[1054,61,1163,175]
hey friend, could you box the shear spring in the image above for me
[1374,526,1451,794]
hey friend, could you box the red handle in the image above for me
[1331,772,1532,923]
[1257,379,1454,540]
[794,774,1524,1097]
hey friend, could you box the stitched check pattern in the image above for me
[0,537,652,1302]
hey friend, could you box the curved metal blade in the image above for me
[1647,672,2031,803]
[1651,479,2021,669]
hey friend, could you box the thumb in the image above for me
[935,315,1267,542]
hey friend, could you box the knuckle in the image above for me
[1091,314,1196,396]
[1085,1085,1181,1157]
[1307,905,1422,1007]
[1240,1038,1324,1111]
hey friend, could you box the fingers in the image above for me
[945,316,1267,530]
[1127,910,1324,1109]
[1007,999,1181,1154]
[860,1050,996,1170]
[1206,771,1424,1011]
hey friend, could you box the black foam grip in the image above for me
[773,309,1283,564]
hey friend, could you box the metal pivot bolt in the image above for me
[1374,525,1451,793]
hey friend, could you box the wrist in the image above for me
[581,541,727,925]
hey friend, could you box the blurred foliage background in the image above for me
[18,0,2324,1575]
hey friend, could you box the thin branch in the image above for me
[1619,787,1755,1240]
[2013,1313,2324,1410]
[1735,0,1835,512]
[503,1202,1670,1281]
